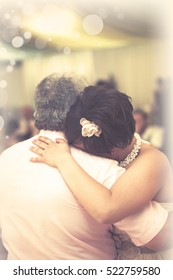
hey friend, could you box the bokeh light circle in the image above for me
[10,60,16,66]
[63,47,71,55]
[6,65,14,72]
[0,80,7,89]
[83,14,103,35]
[35,38,47,49]
[12,36,24,48]
[23,31,32,40]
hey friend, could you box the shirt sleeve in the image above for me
[114,201,168,246]
[102,161,125,189]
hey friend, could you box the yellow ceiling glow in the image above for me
[25,5,78,37]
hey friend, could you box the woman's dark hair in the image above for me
[65,85,135,156]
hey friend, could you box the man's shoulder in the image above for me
[70,146,125,185]
[70,146,117,165]
[0,137,36,159]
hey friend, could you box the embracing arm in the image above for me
[30,137,171,223]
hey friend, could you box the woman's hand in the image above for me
[30,136,71,168]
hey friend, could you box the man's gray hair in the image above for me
[34,73,87,131]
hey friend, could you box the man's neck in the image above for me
[39,130,65,142]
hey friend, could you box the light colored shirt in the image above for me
[115,202,167,246]
[0,130,123,260]
[0,130,168,259]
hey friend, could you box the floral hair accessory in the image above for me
[80,118,102,137]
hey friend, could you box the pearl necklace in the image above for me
[119,133,141,168]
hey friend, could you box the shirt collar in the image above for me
[38,130,66,142]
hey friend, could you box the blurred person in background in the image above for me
[95,76,117,90]
[151,77,169,127]
[17,106,38,142]
[133,108,164,151]
[0,106,38,153]
[151,77,172,162]
[3,118,20,150]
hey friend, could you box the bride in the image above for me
[30,85,173,259]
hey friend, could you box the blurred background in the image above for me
[0,0,172,162]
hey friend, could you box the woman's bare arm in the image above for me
[30,136,172,223]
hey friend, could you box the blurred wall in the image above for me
[1,39,169,110]
[93,40,169,108]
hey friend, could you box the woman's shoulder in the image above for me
[130,144,171,174]
[140,143,168,162]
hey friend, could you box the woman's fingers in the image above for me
[32,137,67,150]
[30,156,44,163]
[30,143,58,167]
[30,137,70,167]
[30,146,45,163]
[55,138,67,144]
[32,139,48,150]
[30,146,44,156]
[38,136,54,144]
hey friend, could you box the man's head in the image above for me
[65,85,135,157]
[34,73,87,131]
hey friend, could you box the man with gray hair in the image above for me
[34,74,83,132]
[0,73,170,260]
[0,72,123,259]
